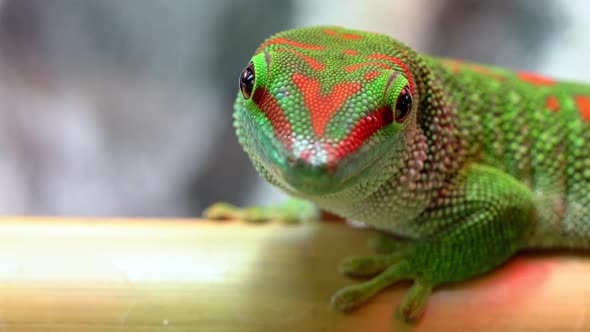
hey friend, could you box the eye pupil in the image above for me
[395,86,412,123]
[239,63,255,99]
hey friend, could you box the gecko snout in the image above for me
[286,154,336,174]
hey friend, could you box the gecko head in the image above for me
[234,26,420,197]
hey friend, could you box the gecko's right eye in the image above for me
[239,63,255,99]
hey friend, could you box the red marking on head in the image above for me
[276,48,326,71]
[252,88,293,149]
[328,106,392,161]
[323,28,338,35]
[545,95,560,112]
[575,95,590,121]
[517,71,556,86]
[256,37,326,53]
[292,73,361,137]
[342,33,362,40]
[364,71,381,81]
[344,49,358,56]
[367,54,415,94]
[344,61,393,72]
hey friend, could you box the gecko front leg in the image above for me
[331,164,536,321]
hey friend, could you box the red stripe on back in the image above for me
[575,95,590,122]
[517,72,556,86]
[545,95,560,112]
[441,59,462,73]
[467,64,506,81]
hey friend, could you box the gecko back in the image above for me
[429,58,590,248]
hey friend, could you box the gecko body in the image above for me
[209,26,590,320]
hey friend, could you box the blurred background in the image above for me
[0,0,586,217]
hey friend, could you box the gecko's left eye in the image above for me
[395,86,412,123]
[239,62,255,99]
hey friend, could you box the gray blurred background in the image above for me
[0,0,586,216]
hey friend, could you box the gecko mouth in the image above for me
[279,154,384,195]
[270,139,394,196]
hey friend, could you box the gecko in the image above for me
[205,26,590,321]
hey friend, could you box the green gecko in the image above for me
[205,26,590,321]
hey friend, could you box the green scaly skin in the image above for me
[205,26,590,321]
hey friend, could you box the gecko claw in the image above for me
[398,280,432,322]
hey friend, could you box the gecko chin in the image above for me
[278,158,344,196]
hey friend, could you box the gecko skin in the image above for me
[206,26,590,321]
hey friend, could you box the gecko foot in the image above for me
[331,234,433,321]
[331,256,433,322]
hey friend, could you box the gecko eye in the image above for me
[395,86,412,123]
[239,63,255,99]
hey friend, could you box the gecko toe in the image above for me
[332,260,413,311]
[338,251,406,277]
[398,279,433,322]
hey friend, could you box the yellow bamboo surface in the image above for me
[0,217,587,332]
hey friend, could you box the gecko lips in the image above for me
[269,139,384,196]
